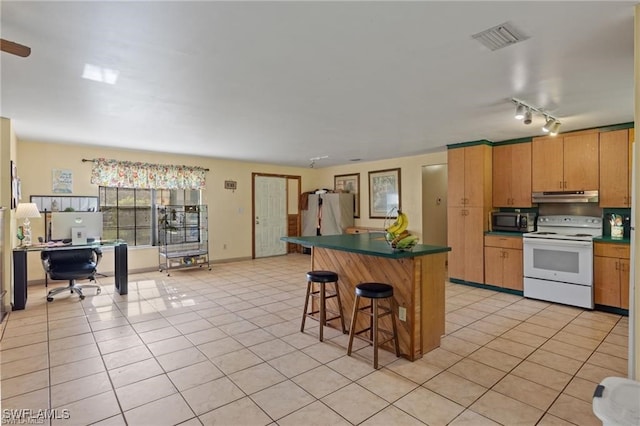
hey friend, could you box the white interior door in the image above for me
[255,176,287,258]
[422,164,448,246]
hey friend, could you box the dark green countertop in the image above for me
[281,233,451,259]
[485,231,524,237]
[594,236,630,244]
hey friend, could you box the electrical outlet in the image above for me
[398,306,407,322]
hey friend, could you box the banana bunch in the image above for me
[385,210,408,235]
[385,211,419,250]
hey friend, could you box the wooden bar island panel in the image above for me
[282,234,450,361]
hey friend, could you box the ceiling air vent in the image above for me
[472,22,529,51]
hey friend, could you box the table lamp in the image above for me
[15,202,41,246]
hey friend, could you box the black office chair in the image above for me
[41,248,102,302]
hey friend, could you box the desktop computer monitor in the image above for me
[50,212,103,243]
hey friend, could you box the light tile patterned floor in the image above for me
[0,254,629,425]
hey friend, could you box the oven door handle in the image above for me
[523,238,593,248]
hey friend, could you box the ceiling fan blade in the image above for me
[0,39,31,57]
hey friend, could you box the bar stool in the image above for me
[347,282,400,369]
[301,270,347,341]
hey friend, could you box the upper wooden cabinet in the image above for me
[599,129,632,207]
[493,142,532,207]
[448,144,492,207]
[532,132,599,192]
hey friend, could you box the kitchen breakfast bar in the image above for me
[282,233,450,361]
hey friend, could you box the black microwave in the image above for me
[491,212,536,232]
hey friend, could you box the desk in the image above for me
[12,241,128,310]
[282,233,450,360]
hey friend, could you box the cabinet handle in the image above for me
[615,261,619,271]
[503,251,508,258]
[564,181,567,189]
[559,181,563,189]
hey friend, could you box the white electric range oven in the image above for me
[523,215,602,309]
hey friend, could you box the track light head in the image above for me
[548,120,561,136]
[542,117,555,133]
[523,109,532,125]
[515,103,526,120]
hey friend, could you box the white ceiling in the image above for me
[0,1,636,168]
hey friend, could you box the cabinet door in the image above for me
[448,148,466,207]
[620,258,630,309]
[465,145,491,207]
[510,143,532,207]
[532,136,564,192]
[447,207,466,279]
[492,145,512,207]
[484,246,504,286]
[599,130,630,207]
[502,248,523,291]
[594,256,620,307]
[563,132,599,191]
[464,207,485,284]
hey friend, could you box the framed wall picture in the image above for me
[368,168,401,219]
[52,169,73,193]
[334,173,360,218]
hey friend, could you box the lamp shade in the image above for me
[15,203,41,219]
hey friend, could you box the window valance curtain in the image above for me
[90,158,207,190]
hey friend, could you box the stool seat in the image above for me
[355,283,393,299]
[307,271,339,283]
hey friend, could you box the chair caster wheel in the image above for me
[47,297,54,302]
[79,295,85,300]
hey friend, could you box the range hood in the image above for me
[532,190,599,203]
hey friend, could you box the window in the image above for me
[99,187,200,246]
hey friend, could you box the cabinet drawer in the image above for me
[484,235,523,250]
[594,242,630,259]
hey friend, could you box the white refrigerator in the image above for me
[302,193,354,236]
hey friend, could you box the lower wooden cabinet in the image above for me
[484,235,523,291]
[448,207,486,283]
[594,242,630,309]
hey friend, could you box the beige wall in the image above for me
[15,138,448,281]
[315,151,448,238]
[16,140,319,279]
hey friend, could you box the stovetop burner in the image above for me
[523,215,603,241]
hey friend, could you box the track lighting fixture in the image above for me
[511,98,561,135]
